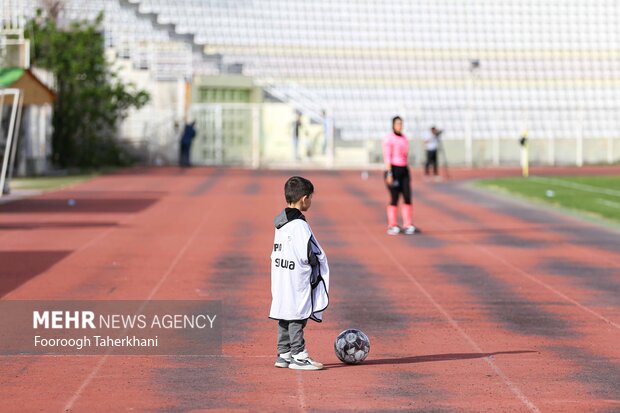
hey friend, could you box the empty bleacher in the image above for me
[3,0,620,166]
[127,0,620,147]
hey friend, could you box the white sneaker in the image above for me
[403,225,419,235]
[288,350,324,370]
[274,351,292,368]
[387,226,401,235]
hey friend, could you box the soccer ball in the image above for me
[334,329,370,364]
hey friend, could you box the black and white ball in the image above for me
[334,329,370,364]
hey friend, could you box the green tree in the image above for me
[28,10,150,168]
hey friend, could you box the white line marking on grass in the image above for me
[63,205,213,412]
[531,177,620,198]
[359,222,542,413]
[596,198,620,209]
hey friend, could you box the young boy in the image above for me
[269,176,329,370]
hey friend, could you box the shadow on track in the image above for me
[0,197,159,214]
[324,350,538,369]
[418,226,551,236]
[0,221,120,230]
[0,250,72,297]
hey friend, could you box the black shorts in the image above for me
[385,165,411,205]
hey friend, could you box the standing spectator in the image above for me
[423,126,441,177]
[179,121,196,167]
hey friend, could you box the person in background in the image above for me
[179,121,196,167]
[383,116,419,235]
[423,126,441,178]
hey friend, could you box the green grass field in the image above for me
[11,175,95,191]
[477,175,620,225]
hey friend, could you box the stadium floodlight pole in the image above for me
[0,89,21,197]
[465,60,480,167]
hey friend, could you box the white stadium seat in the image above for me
[4,0,620,143]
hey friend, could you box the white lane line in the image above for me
[5,202,146,299]
[3,354,275,358]
[596,198,620,209]
[531,176,620,198]
[430,188,620,330]
[62,205,213,412]
[461,240,620,331]
[428,183,620,325]
[359,222,542,413]
[296,372,307,410]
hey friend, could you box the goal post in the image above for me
[0,88,23,197]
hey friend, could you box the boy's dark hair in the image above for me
[285,176,314,204]
[392,116,402,125]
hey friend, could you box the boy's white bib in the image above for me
[269,219,329,321]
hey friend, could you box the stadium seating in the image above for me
[125,0,620,143]
[3,1,620,164]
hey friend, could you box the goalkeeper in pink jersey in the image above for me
[382,116,420,235]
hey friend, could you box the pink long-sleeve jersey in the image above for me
[382,132,409,166]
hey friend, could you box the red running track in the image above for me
[0,166,619,412]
